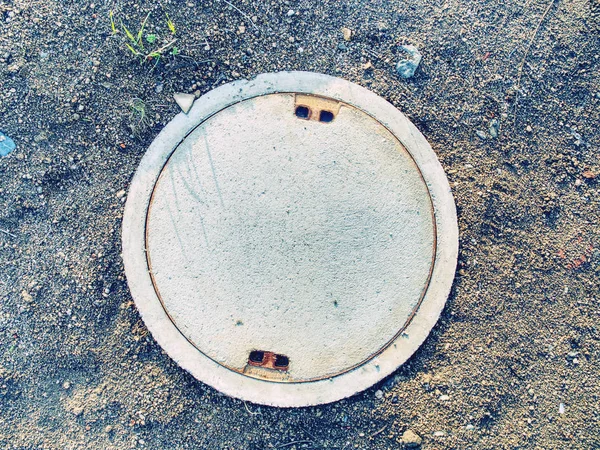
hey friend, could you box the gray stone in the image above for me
[173,92,195,114]
[489,118,499,138]
[396,45,422,79]
[34,132,47,143]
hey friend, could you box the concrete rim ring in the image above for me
[122,71,459,407]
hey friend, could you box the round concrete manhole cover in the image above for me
[122,72,458,407]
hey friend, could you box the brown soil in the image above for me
[0,0,599,448]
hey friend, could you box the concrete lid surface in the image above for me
[122,71,458,407]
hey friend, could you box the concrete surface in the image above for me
[123,72,458,406]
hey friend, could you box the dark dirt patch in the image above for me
[1,0,599,448]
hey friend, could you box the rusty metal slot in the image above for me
[274,354,289,368]
[319,110,334,123]
[295,94,341,123]
[248,350,289,371]
[249,350,265,364]
[295,105,311,120]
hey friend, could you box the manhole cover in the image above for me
[122,72,458,407]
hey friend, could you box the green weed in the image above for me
[110,11,178,66]
[128,98,152,136]
[109,10,117,34]
[165,12,176,35]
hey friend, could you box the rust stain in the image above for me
[295,94,341,123]
[248,350,289,371]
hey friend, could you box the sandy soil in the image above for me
[1,0,599,448]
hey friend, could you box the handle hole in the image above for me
[274,354,289,368]
[319,110,334,123]
[248,350,289,371]
[295,106,310,119]
[249,350,265,364]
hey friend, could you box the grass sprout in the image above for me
[110,11,179,66]
[109,11,117,34]
[128,98,152,136]
[165,13,176,34]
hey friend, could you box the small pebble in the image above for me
[401,430,422,447]
[21,291,33,303]
[62,381,71,390]
[287,9,295,16]
[489,118,500,138]
[439,394,450,401]
[476,130,487,140]
[341,27,352,41]
[34,132,48,143]
[374,390,383,399]
[396,45,422,79]
[526,125,533,133]
[559,403,565,414]
[173,92,195,114]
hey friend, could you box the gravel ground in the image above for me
[1,0,599,448]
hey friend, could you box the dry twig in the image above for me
[223,0,261,32]
[0,229,16,238]
[243,401,259,415]
[515,0,556,90]
[512,0,556,123]
[370,424,388,438]
[277,440,312,448]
